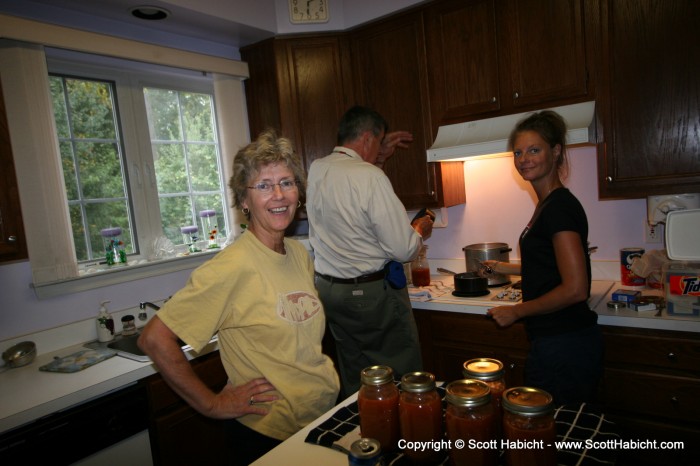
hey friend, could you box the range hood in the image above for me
[427,101,596,162]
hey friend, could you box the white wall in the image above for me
[426,146,654,262]
[0,146,659,342]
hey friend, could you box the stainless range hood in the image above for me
[427,101,596,162]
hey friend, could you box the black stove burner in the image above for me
[452,290,490,298]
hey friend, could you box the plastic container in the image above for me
[411,245,431,286]
[502,387,557,466]
[180,225,200,253]
[199,209,220,249]
[399,371,444,464]
[358,365,400,453]
[663,261,700,316]
[445,379,498,466]
[96,300,115,342]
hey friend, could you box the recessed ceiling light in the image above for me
[129,5,170,21]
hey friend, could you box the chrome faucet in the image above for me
[138,301,160,322]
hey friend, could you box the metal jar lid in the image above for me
[502,387,554,416]
[400,371,436,393]
[462,358,505,381]
[361,365,394,385]
[445,379,491,407]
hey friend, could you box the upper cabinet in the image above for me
[0,79,28,263]
[241,35,354,174]
[595,0,700,198]
[349,10,464,208]
[425,0,590,128]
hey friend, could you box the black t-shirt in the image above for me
[519,187,597,339]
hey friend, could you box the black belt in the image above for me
[315,270,385,284]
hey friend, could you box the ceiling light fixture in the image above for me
[129,5,171,21]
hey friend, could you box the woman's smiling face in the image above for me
[512,130,561,184]
[243,162,299,239]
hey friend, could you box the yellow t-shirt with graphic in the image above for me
[157,231,339,440]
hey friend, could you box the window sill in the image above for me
[31,251,218,299]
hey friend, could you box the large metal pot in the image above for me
[463,242,511,286]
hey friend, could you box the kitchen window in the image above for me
[48,64,229,265]
[0,31,249,298]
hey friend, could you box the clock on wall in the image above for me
[289,0,329,24]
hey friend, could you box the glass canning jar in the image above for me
[399,371,445,464]
[501,387,557,466]
[445,379,498,466]
[358,365,400,453]
[463,358,506,436]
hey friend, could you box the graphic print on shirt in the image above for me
[277,291,322,323]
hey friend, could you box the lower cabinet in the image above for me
[145,351,232,466]
[413,308,700,466]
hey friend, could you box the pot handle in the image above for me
[501,248,512,253]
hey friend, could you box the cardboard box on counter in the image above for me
[663,262,700,317]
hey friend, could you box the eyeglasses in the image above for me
[247,179,298,194]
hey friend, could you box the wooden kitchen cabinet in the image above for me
[599,325,700,465]
[595,0,700,198]
[145,351,232,466]
[0,78,27,262]
[414,307,700,465]
[241,34,354,174]
[350,9,466,209]
[425,0,590,129]
[413,309,528,387]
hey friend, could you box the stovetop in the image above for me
[408,278,522,306]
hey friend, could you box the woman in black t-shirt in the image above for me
[482,110,603,405]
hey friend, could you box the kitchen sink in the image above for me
[85,333,190,362]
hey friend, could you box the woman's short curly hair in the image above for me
[228,129,306,211]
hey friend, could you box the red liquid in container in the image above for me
[358,365,400,453]
[502,387,557,466]
[411,267,431,286]
[399,372,444,464]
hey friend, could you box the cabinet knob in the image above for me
[667,352,677,360]
[7,235,17,243]
[606,176,612,182]
[513,91,519,99]
[670,396,679,404]
[491,96,497,103]
[509,363,516,370]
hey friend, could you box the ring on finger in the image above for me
[249,395,255,406]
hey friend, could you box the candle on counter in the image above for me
[180,225,198,234]
[198,210,220,249]
[198,209,216,217]
[100,227,122,237]
[181,225,200,253]
[464,359,502,375]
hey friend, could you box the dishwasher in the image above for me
[0,381,150,465]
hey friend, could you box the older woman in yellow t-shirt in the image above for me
[138,129,339,465]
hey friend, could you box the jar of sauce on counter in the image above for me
[399,371,444,464]
[445,379,498,466]
[358,365,400,453]
[411,245,431,287]
[502,387,557,466]
[463,358,506,436]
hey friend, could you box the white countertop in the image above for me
[2,274,698,436]
[0,337,218,433]
[410,276,700,333]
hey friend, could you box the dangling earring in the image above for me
[242,207,250,215]
[297,201,302,208]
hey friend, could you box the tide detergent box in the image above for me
[664,262,700,316]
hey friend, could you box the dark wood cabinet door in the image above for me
[351,11,440,208]
[242,36,353,174]
[425,0,501,128]
[499,0,588,109]
[0,79,27,262]
[596,0,700,198]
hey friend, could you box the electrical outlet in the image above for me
[645,221,662,243]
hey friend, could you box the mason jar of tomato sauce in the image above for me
[463,358,506,437]
[358,365,400,453]
[398,371,445,464]
[501,387,557,466]
[445,379,498,466]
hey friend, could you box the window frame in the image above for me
[0,19,250,299]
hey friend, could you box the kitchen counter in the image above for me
[410,276,700,333]
[0,336,218,433]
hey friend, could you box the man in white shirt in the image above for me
[307,106,433,396]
